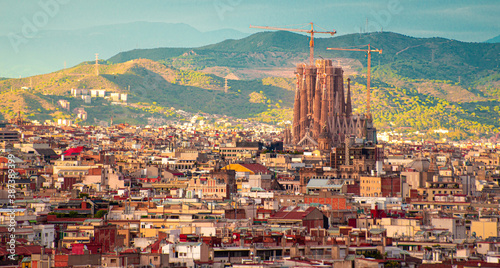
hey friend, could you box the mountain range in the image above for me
[110,31,500,84]
[485,34,500,43]
[0,22,249,78]
[0,30,499,140]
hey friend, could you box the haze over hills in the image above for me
[1,30,499,140]
[485,34,500,43]
[0,21,249,78]
[0,58,294,125]
[111,31,500,84]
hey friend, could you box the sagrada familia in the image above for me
[284,59,376,149]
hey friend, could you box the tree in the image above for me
[385,260,400,268]
[94,210,107,218]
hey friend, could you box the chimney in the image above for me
[331,245,340,259]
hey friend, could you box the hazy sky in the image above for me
[0,0,498,42]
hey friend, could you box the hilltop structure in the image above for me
[289,59,376,148]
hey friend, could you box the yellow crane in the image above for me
[326,44,382,118]
[250,22,336,66]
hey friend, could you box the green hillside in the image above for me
[0,58,294,125]
[348,75,498,140]
[109,31,500,86]
[1,31,499,140]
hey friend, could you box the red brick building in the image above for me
[381,175,401,197]
[276,191,349,210]
[267,206,328,230]
[94,225,119,253]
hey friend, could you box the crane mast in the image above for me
[327,44,382,118]
[250,22,336,66]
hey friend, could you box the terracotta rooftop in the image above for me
[271,206,317,220]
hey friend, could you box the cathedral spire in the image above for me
[291,61,376,147]
[320,77,328,131]
[335,85,343,116]
[313,71,322,138]
[292,72,301,144]
[346,78,352,117]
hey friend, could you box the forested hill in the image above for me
[0,31,499,140]
[109,31,500,84]
[0,59,294,126]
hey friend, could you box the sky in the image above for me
[0,0,498,42]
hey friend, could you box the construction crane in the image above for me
[250,22,336,66]
[326,44,382,118]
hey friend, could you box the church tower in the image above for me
[291,59,376,148]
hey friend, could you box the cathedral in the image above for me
[285,59,376,149]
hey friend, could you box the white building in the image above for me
[110,93,121,102]
[376,218,421,238]
[29,202,52,215]
[90,89,106,98]
[431,218,466,240]
[58,100,70,111]
[162,242,210,267]
[57,119,72,126]
[33,224,55,248]
[81,95,91,104]
[71,88,88,96]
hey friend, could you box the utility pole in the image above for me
[327,44,382,118]
[250,23,336,66]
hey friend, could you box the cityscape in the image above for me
[1,1,500,268]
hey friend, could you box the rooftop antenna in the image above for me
[95,53,99,76]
